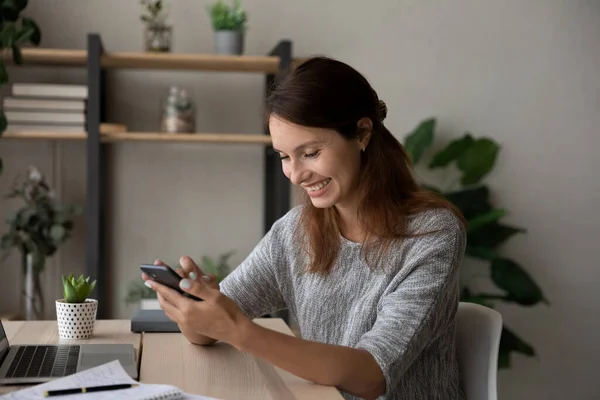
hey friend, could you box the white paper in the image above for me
[0,360,220,400]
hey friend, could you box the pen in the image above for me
[43,383,139,397]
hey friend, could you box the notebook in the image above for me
[0,360,219,400]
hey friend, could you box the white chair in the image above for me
[455,302,503,400]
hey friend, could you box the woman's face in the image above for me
[269,115,369,210]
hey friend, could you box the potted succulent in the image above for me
[140,0,172,52]
[1,166,81,321]
[56,274,97,339]
[207,0,247,55]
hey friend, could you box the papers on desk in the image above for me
[0,360,220,400]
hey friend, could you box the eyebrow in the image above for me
[273,140,324,154]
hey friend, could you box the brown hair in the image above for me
[265,57,466,274]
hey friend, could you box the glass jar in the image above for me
[161,86,196,134]
[145,23,172,52]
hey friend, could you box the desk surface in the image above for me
[1,319,343,399]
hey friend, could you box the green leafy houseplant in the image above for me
[61,274,96,303]
[403,117,548,368]
[207,0,247,32]
[140,0,166,26]
[1,166,82,319]
[124,251,234,305]
[0,0,42,175]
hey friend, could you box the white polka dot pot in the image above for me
[55,299,98,339]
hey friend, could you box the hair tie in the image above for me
[378,100,387,121]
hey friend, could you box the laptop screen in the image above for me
[0,321,8,357]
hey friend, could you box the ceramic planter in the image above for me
[55,299,98,339]
[214,30,244,55]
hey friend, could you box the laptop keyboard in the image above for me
[5,345,80,378]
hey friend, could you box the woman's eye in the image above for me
[279,155,289,160]
[304,151,319,159]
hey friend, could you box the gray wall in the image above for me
[0,1,598,399]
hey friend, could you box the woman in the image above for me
[143,57,467,400]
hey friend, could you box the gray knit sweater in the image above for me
[220,206,466,400]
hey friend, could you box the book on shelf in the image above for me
[11,82,88,99]
[4,110,85,124]
[3,82,88,130]
[2,96,86,111]
[5,123,86,132]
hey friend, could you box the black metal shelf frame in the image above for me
[81,33,292,318]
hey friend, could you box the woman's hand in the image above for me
[141,256,251,347]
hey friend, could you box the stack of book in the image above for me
[2,82,87,133]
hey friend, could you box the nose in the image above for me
[286,160,309,186]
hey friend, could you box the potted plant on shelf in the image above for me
[207,0,247,55]
[0,2,42,176]
[56,274,97,339]
[403,117,548,369]
[140,0,172,52]
[1,166,82,321]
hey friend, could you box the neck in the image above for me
[334,203,364,243]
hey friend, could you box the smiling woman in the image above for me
[143,56,468,400]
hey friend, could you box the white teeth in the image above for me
[307,178,331,191]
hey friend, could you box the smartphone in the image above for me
[140,264,202,301]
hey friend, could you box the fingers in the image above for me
[178,274,220,302]
[157,293,182,322]
[146,279,187,308]
[179,256,204,282]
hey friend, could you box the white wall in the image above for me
[0,1,598,399]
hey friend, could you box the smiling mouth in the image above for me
[304,178,331,191]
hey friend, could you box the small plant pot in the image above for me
[214,30,244,55]
[55,299,98,339]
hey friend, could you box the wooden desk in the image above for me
[141,318,343,399]
[1,319,343,399]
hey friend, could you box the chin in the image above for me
[307,194,338,209]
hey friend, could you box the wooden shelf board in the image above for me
[5,48,280,73]
[2,131,86,140]
[102,132,272,144]
[2,131,272,144]
[101,52,280,73]
[6,48,87,66]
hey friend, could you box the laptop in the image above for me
[0,320,137,385]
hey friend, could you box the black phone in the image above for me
[140,264,202,301]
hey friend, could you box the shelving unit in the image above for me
[4,34,292,318]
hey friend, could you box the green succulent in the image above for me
[62,274,97,303]
[207,0,247,32]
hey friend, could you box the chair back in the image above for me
[455,302,503,400]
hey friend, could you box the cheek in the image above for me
[282,163,292,179]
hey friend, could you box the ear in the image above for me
[356,117,373,151]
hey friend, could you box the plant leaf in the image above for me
[429,133,474,168]
[498,325,536,369]
[444,186,491,220]
[49,224,66,243]
[467,209,507,232]
[491,258,545,306]
[1,1,19,21]
[11,45,22,64]
[21,17,40,45]
[468,222,526,248]
[403,118,435,164]
[457,138,500,185]
[0,61,8,85]
[63,277,77,302]
[465,245,497,261]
